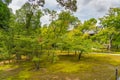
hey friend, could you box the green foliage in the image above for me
[16,2,43,30]
[99,8,120,50]
[83,18,97,30]
[2,0,12,5]
[32,56,40,62]
[100,8,120,30]
[48,53,59,63]
[0,0,10,30]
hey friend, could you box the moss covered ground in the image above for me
[0,53,120,80]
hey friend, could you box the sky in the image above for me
[9,0,120,25]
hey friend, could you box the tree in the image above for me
[14,2,44,69]
[0,0,10,30]
[56,0,77,12]
[81,18,97,33]
[27,0,77,12]
[1,0,12,5]
[68,27,92,60]
[99,8,120,51]
[51,11,78,53]
[0,0,79,67]
[100,8,120,30]
[65,18,100,60]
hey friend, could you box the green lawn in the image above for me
[0,53,120,80]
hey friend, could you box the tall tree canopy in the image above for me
[99,8,120,50]
[100,8,120,30]
[0,0,11,30]
[28,0,77,12]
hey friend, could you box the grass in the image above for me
[0,53,120,80]
[113,52,120,54]
[48,61,91,73]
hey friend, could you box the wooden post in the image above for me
[116,68,118,80]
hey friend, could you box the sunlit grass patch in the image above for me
[84,53,120,66]
[48,61,92,73]
[6,70,31,80]
[0,65,11,71]
[113,52,120,54]
[18,70,30,79]
[0,64,18,71]
[107,55,120,66]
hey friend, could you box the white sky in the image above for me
[9,0,120,25]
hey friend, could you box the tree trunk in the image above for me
[8,53,11,64]
[75,50,77,55]
[108,33,114,51]
[34,61,40,70]
[27,54,32,61]
[108,39,112,51]
[16,53,21,60]
[32,44,41,70]
[48,50,50,56]
[51,53,55,63]
[26,11,33,29]
[68,49,69,55]
[3,60,6,65]
[78,51,83,60]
